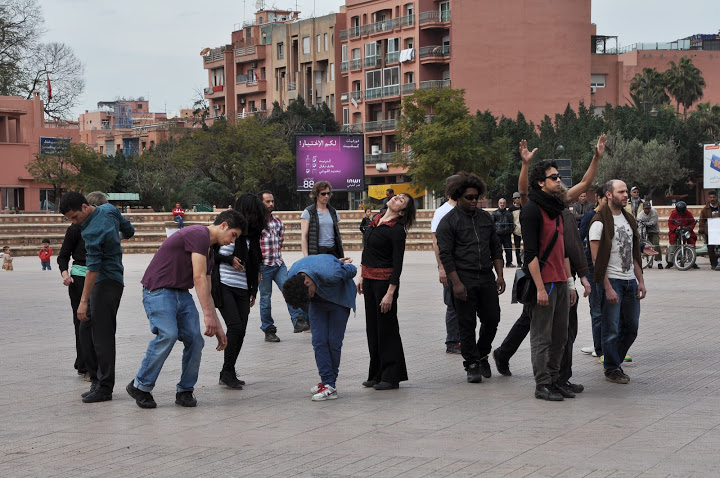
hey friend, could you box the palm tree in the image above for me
[689,102,720,142]
[665,57,706,119]
[628,67,670,112]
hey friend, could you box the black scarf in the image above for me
[528,189,565,219]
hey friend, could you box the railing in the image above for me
[365,55,381,67]
[349,58,362,70]
[364,119,398,132]
[340,93,349,103]
[386,51,400,63]
[364,85,402,100]
[348,26,361,38]
[419,79,451,90]
[288,82,297,91]
[341,124,363,133]
[364,151,411,164]
[349,90,363,101]
[402,83,416,94]
[362,15,415,35]
[365,87,382,100]
[419,10,450,24]
[419,45,450,58]
[204,51,224,63]
[340,61,348,72]
[383,85,400,97]
[235,46,256,57]
[339,30,348,41]
[236,74,248,83]
[599,39,692,55]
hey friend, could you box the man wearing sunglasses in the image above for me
[436,172,505,384]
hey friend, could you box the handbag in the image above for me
[511,216,560,304]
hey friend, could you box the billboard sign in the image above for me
[704,144,720,189]
[39,137,71,155]
[296,135,364,192]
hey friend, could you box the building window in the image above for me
[317,34,321,53]
[591,74,606,88]
[329,63,334,81]
[406,71,414,84]
[343,107,349,126]
[137,103,143,109]
[261,99,267,111]
[384,66,399,86]
[277,42,284,59]
[303,36,310,55]
[324,33,329,51]
[366,69,382,89]
[39,189,55,211]
[342,45,348,62]
[245,27,251,38]
[315,70,323,84]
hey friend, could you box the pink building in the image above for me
[0,93,80,212]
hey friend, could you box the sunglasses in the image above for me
[463,194,480,201]
[545,174,563,181]
[319,191,332,197]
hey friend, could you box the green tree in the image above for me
[26,142,115,210]
[688,102,720,143]
[665,57,706,119]
[596,133,688,198]
[174,117,294,205]
[627,67,671,112]
[396,88,511,195]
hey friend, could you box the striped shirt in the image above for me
[219,242,248,290]
[260,215,285,266]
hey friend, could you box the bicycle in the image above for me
[637,220,655,269]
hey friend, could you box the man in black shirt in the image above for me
[436,172,505,384]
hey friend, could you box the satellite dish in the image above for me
[255,0,263,9]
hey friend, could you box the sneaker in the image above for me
[624,355,632,363]
[619,368,631,382]
[592,351,598,357]
[219,371,244,390]
[562,381,584,393]
[492,349,512,376]
[580,346,593,355]
[81,381,99,398]
[535,384,563,401]
[373,382,399,390]
[657,263,663,269]
[599,355,603,363]
[466,363,483,383]
[362,380,376,388]
[126,380,157,409]
[478,356,492,378]
[311,384,338,401]
[264,331,281,342]
[445,342,461,354]
[507,263,516,268]
[666,263,673,269]
[293,320,310,333]
[83,371,92,382]
[553,382,576,398]
[175,391,197,407]
[605,369,629,384]
[310,382,324,394]
[82,389,112,403]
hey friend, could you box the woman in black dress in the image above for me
[358,193,416,390]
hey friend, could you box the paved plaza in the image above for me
[1,250,720,477]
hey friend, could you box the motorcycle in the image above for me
[666,219,698,271]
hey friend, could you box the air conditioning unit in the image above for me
[590,86,597,94]
[376,163,388,172]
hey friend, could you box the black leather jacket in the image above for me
[436,206,502,278]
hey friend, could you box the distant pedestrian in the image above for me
[2,246,13,271]
[492,198,515,267]
[359,208,372,233]
[172,203,185,228]
[39,238,52,270]
[379,188,395,214]
[508,192,523,267]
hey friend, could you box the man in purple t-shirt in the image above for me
[126,210,247,409]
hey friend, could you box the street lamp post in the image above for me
[641,81,659,142]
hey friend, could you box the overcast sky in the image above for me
[38,0,718,119]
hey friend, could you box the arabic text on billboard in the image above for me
[39,137,71,155]
[704,144,720,189]
[296,135,364,192]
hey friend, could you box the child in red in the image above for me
[39,238,53,270]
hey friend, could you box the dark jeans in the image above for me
[41,261,51,270]
[218,284,250,374]
[68,275,87,372]
[601,279,640,373]
[363,278,408,384]
[513,234,523,266]
[529,282,569,385]
[494,303,531,362]
[443,284,460,345]
[309,298,350,388]
[452,273,501,368]
[86,279,123,393]
[173,215,184,228]
[589,280,604,356]
[498,233,513,265]
[558,299,578,383]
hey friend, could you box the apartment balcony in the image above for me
[364,151,410,164]
[402,83,416,94]
[419,45,451,63]
[364,119,398,133]
[364,55,382,68]
[349,58,362,71]
[203,85,225,98]
[419,10,451,29]
[341,91,363,104]
[419,79,451,90]
[365,85,403,101]
[203,50,225,65]
[236,79,267,94]
[340,61,348,73]
[340,124,363,133]
[347,26,361,39]
[235,44,266,63]
[339,30,348,41]
[363,15,415,37]
[385,51,400,64]
[237,109,267,119]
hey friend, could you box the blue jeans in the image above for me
[259,263,304,331]
[600,279,640,373]
[135,288,204,392]
[589,281,604,356]
[41,261,51,270]
[173,216,184,228]
[309,299,350,388]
